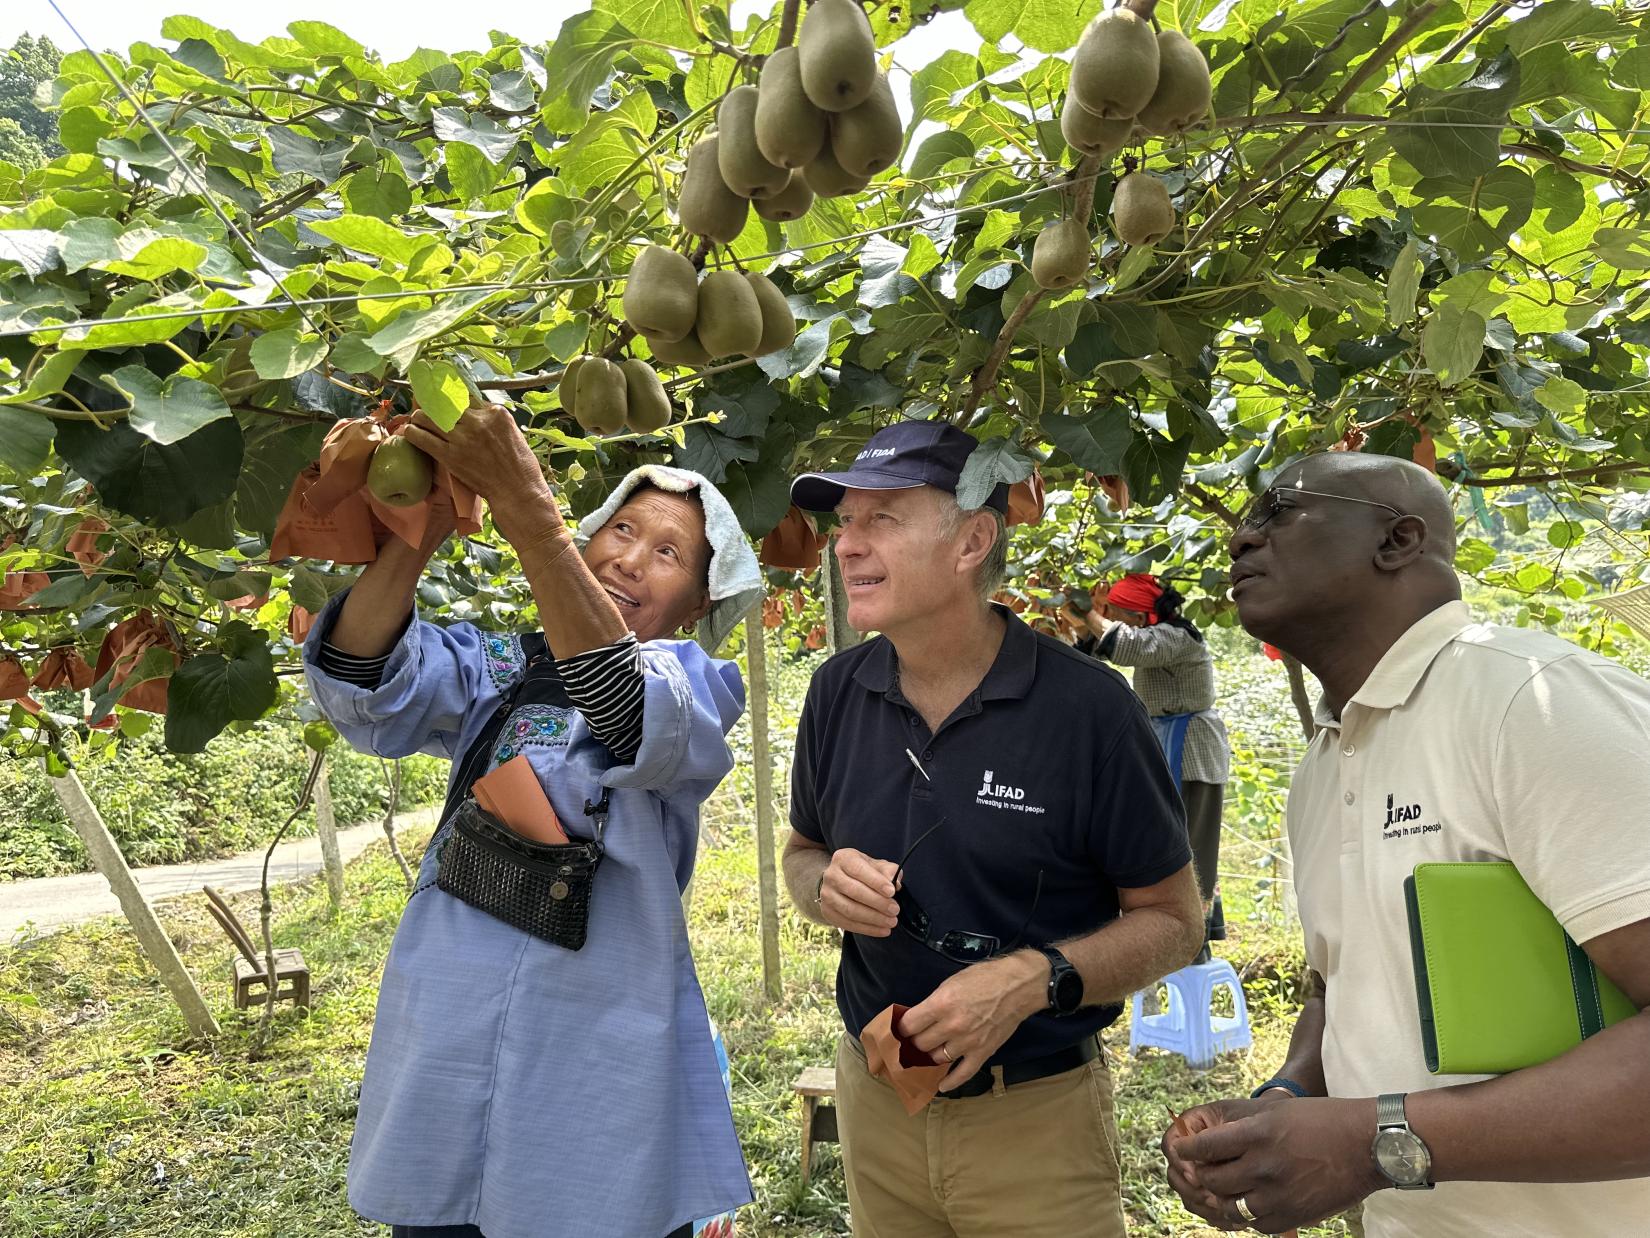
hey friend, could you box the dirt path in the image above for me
[0,807,438,943]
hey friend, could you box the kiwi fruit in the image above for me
[1061,102,1133,158]
[557,355,589,414]
[1112,172,1175,247]
[799,0,878,113]
[754,174,815,222]
[802,140,870,198]
[696,271,764,357]
[620,359,673,433]
[622,247,699,343]
[829,72,902,177]
[1136,30,1212,137]
[744,271,797,357]
[677,137,750,243]
[1070,9,1161,120]
[1030,219,1093,291]
[717,85,792,199]
[646,330,710,367]
[572,357,628,435]
[755,47,828,169]
[366,437,434,508]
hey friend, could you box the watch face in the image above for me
[1373,1128,1431,1186]
[1053,968,1083,1013]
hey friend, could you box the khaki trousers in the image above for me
[834,1033,1128,1238]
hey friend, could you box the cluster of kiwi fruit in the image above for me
[557,355,674,436]
[744,0,900,206]
[678,0,901,240]
[622,244,796,367]
[1061,8,1212,249]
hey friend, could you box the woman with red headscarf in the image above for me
[1065,574,1230,958]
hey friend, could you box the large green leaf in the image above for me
[957,436,1035,510]
[165,621,278,752]
[0,350,80,406]
[432,107,519,164]
[305,213,425,264]
[0,410,55,476]
[595,0,696,50]
[719,453,793,538]
[542,12,633,131]
[408,358,471,431]
[1042,406,1133,473]
[55,417,244,526]
[1390,50,1520,178]
[341,166,413,219]
[1386,237,1422,325]
[235,421,326,539]
[100,365,233,446]
[1421,305,1486,388]
[365,289,500,369]
[249,328,327,380]
[1501,0,1626,55]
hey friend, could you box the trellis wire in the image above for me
[46,0,328,341]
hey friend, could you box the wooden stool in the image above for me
[202,885,311,1010]
[793,1065,838,1187]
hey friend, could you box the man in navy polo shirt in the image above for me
[782,421,1204,1237]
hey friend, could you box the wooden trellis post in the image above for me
[313,754,345,911]
[745,605,783,1003]
[46,762,219,1038]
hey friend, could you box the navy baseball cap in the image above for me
[790,421,1009,513]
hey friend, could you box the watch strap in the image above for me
[1040,946,1078,1014]
[1376,1092,1407,1128]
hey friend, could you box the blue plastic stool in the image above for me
[1128,957,1252,1069]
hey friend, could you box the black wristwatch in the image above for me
[1040,946,1083,1016]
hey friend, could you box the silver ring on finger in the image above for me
[1234,1196,1258,1225]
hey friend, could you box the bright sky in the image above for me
[3,2,973,73]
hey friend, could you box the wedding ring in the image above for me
[1234,1197,1258,1225]
[940,1046,953,1062]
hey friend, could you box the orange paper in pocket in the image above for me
[473,755,569,845]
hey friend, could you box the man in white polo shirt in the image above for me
[1161,452,1649,1237]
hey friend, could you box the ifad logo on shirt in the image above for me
[976,769,1046,815]
[1381,793,1441,840]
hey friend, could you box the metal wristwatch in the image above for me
[1040,946,1083,1016]
[1372,1093,1433,1190]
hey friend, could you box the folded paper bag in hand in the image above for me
[861,1004,950,1116]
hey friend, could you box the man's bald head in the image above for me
[1227,450,1462,657]
[1287,452,1458,564]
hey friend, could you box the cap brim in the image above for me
[789,469,928,513]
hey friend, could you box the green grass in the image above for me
[1,642,1358,1236]
[0,816,1350,1238]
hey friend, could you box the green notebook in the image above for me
[1404,862,1637,1075]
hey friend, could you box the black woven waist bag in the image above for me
[437,797,604,951]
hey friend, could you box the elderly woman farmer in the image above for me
[303,404,761,1238]
[1067,574,1231,956]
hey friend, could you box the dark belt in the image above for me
[941,1033,1101,1099]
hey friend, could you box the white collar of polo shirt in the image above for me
[1310,599,1476,732]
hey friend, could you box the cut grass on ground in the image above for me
[2,821,1347,1238]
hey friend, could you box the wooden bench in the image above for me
[793,1065,838,1187]
[202,885,311,1011]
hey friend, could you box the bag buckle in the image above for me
[583,789,611,844]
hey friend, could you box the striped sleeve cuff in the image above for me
[556,633,645,763]
[315,643,393,689]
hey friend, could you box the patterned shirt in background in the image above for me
[1095,623,1230,785]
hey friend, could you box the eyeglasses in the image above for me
[893,818,1044,965]
[1237,486,1408,532]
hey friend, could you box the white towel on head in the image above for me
[574,465,763,653]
